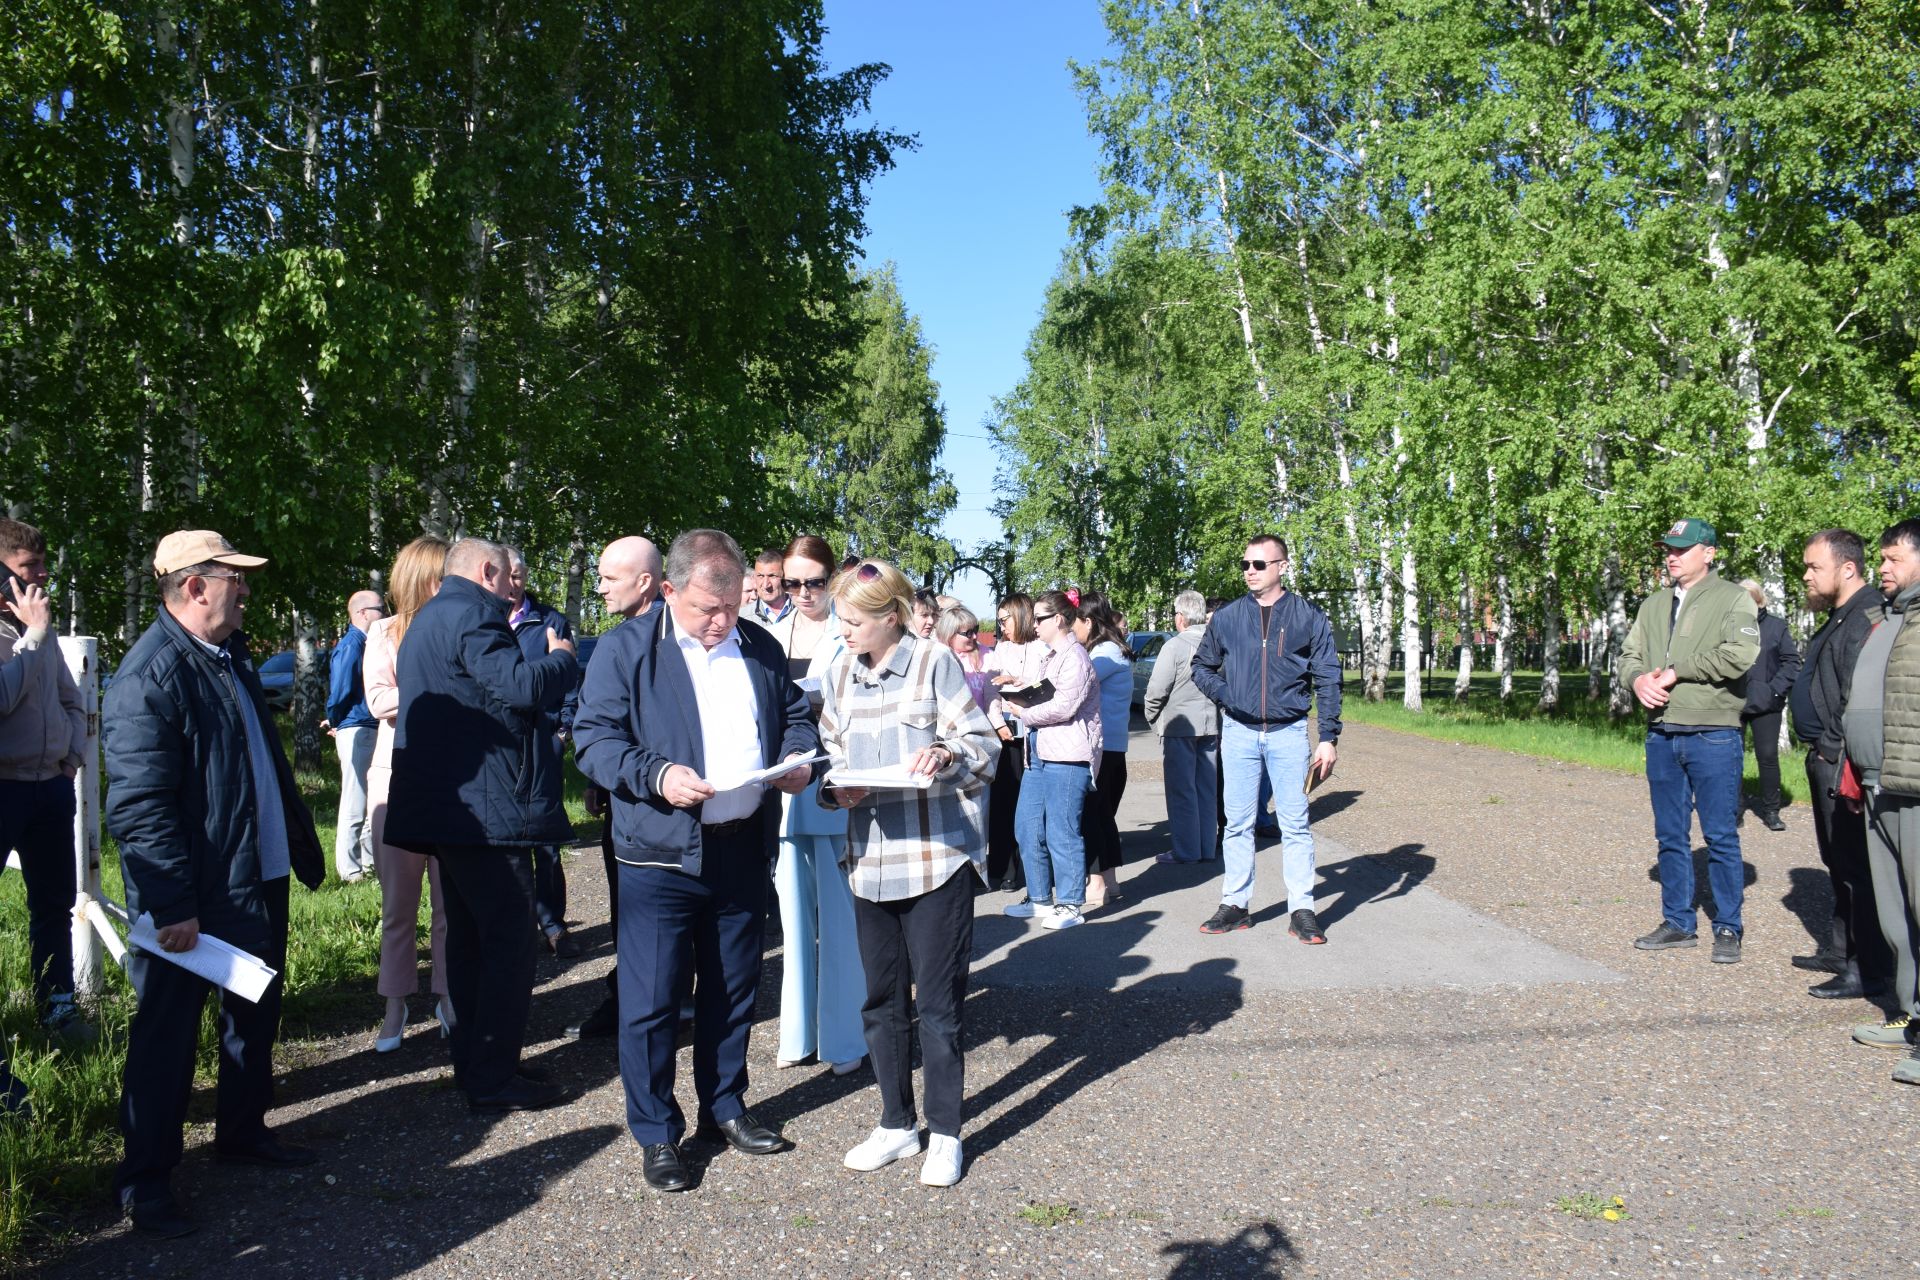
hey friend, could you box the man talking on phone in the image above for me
[0,518,92,1051]
[1190,534,1343,942]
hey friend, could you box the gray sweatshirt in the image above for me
[0,615,87,782]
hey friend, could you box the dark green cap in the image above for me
[1658,518,1717,549]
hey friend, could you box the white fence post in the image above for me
[59,636,105,998]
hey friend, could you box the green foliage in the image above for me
[996,0,1920,668]
[2,0,907,655]
[765,265,957,580]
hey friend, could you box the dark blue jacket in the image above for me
[385,575,578,850]
[1741,608,1803,718]
[1191,591,1343,742]
[325,624,376,730]
[510,594,577,736]
[573,606,821,876]
[103,610,324,951]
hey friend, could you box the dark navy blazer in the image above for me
[573,604,820,876]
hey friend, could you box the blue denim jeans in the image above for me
[1015,757,1090,908]
[1646,727,1745,934]
[1220,718,1314,911]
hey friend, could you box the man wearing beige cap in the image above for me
[103,530,325,1239]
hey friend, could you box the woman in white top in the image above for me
[982,594,1046,890]
[366,535,455,1052]
[767,535,866,1074]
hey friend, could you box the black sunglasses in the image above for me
[957,626,979,638]
[1033,611,1057,622]
[1241,559,1280,571]
[783,576,830,591]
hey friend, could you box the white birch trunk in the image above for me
[1603,552,1634,718]
[1373,541,1394,700]
[1453,580,1475,702]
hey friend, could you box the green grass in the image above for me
[0,720,601,1266]
[1342,669,1801,801]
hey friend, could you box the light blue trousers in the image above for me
[1220,718,1315,912]
[773,834,867,1065]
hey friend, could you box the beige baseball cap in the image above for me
[152,530,269,578]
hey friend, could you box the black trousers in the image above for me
[0,775,78,1005]
[1807,752,1893,982]
[1083,751,1129,873]
[115,877,288,1205]
[616,825,765,1146]
[435,845,538,1097]
[1745,710,1784,814]
[986,738,1025,887]
[601,821,620,1004]
[854,865,973,1137]
[532,844,568,935]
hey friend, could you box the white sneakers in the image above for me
[920,1134,963,1187]
[1007,900,1085,929]
[843,1126,964,1185]
[844,1125,922,1171]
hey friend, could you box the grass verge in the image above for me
[1342,670,1801,801]
[0,722,601,1266]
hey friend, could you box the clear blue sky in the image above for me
[819,2,1113,614]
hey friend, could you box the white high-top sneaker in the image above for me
[920,1134,963,1186]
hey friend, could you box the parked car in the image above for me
[257,651,299,711]
[1128,631,1171,709]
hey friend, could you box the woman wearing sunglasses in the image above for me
[818,559,998,1187]
[767,535,866,1076]
[1003,589,1101,930]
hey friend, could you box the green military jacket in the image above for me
[1619,571,1761,729]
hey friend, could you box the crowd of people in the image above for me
[7,510,1920,1241]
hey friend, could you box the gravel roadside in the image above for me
[34,720,1912,1279]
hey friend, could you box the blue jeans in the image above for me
[1015,757,1089,908]
[1220,718,1314,912]
[1647,728,1745,934]
[773,834,867,1065]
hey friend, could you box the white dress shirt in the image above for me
[674,621,766,823]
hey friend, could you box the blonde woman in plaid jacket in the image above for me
[818,559,998,1187]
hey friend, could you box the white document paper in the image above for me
[129,913,279,1003]
[825,765,935,791]
[704,753,828,792]
[795,675,823,693]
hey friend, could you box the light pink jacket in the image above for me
[1019,635,1102,767]
[363,615,401,770]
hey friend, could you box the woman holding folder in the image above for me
[768,534,865,1075]
[817,559,998,1187]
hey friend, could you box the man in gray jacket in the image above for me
[0,518,90,1046]
[1145,590,1218,865]
[1842,519,1920,1082]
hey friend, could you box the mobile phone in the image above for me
[0,567,24,604]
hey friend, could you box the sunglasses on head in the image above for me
[855,562,883,582]
[1241,558,1279,571]
[783,576,829,591]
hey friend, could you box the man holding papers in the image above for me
[104,530,326,1239]
[817,559,998,1188]
[573,529,819,1193]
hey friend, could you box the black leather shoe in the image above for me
[643,1142,692,1192]
[1808,973,1886,1000]
[1762,811,1787,832]
[126,1195,197,1239]
[567,997,619,1039]
[698,1111,791,1155]
[214,1133,318,1167]
[1791,952,1846,974]
[514,1062,551,1083]
[467,1077,575,1115]
[546,929,582,959]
